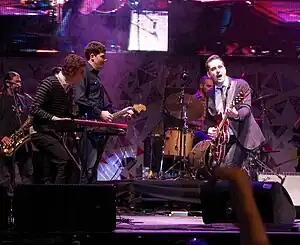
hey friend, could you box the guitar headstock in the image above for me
[232,88,246,107]
[132,104,147,113]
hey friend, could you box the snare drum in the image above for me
[163,128,194,157]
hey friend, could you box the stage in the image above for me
[0,179,298,244]
[109,178,300,244]
[3,215,300,244]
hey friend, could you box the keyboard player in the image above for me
[30,54,86,184]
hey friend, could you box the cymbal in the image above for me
[165,93,204,121]
[253,93,277,103]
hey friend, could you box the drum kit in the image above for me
[145,86,282,181]
[161,88,205,179]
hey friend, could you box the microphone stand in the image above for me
[10,87,29,189]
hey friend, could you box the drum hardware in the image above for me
[161,72,197,179]
[253,93,276,143]
[243,147,284,183]
[248,92,279,175]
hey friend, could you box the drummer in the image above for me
[188,76,213,145]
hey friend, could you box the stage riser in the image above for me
[110,180,204,212]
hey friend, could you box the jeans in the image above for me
[193,130,210,146]
[79,133,108,183]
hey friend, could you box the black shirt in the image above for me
[0,92,27,137]
[30,76,73,131]
[73,63,107,120]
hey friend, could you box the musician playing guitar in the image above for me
[73,41,135,184]
[205,55,265,168]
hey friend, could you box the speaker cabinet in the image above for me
[200,181,296,225]
[13,184,116,232]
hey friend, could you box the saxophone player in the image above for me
[0,71,33,193]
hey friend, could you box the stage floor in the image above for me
[116,215,300,234]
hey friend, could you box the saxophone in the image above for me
[0,117,32,157]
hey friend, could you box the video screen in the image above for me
[169,1,300,57]
[0,0,169,55]
[128,10,168,52]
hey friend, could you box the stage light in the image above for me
[188,238,208,245]
[128,0,140,8]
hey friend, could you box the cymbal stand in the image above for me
[178,88,191,178]
[163,78,192,179]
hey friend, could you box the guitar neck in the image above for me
[112,107,132,119]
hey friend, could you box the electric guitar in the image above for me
[209,89,246,165]
[111,104,147,120]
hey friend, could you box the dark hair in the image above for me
[3,71,20,83]
[1,71,20,92]
[205,54,224,71]
[199,75,212,86]
[84,41,106,60]
[61,54,86,77]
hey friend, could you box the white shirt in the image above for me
[215,76,229,115]
[55,71,69,92]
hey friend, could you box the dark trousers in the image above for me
[31,132,72,184]
[222,136,247,168]
[0,145,34,195]
[79,133,108,184]
[193,130,210,146]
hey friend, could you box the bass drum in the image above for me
[188,140,212,179]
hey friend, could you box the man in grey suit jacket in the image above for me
[205,55,265,167]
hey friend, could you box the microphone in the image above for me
[180,71,188,81]
[24,93,34,101]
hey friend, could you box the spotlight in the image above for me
[128,0,140,8]
[188,238,208,245]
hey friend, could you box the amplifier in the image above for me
[257,172,300,207]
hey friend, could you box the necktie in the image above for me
[219,86,226,111]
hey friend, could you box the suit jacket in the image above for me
[206,77,265,150]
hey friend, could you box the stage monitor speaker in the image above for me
[257,172,300,207]
[200,181,296,225]
[13,184,116,232]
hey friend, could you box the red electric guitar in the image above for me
[209,89,246,165]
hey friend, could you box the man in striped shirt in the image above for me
[30,54,86,184]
